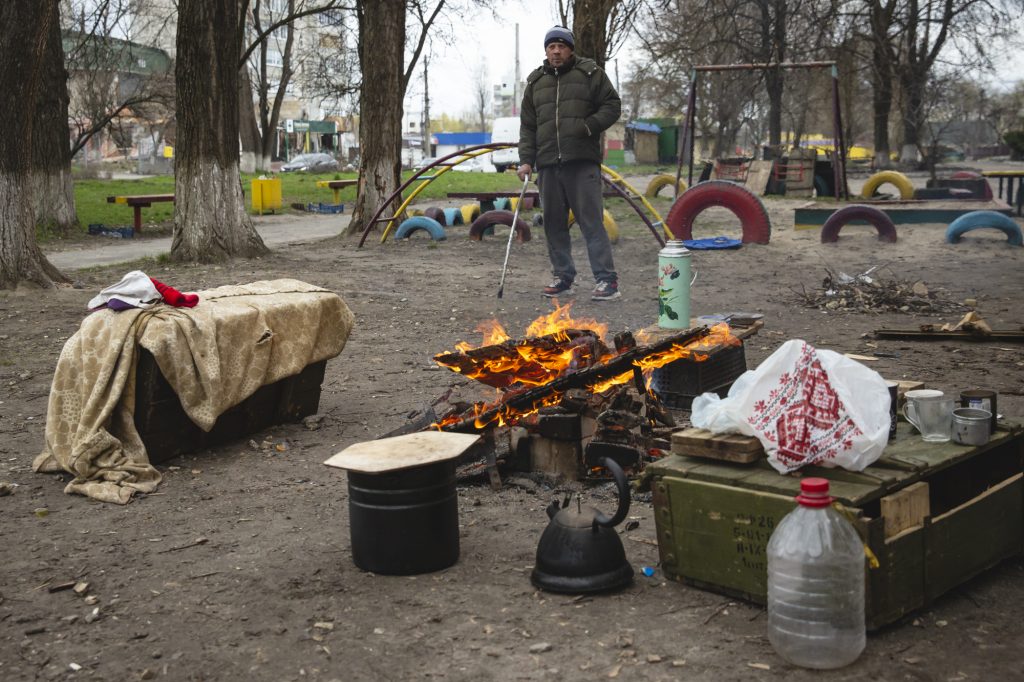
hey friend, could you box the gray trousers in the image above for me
[537,160,617,284]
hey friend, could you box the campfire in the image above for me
[423,303,743,480]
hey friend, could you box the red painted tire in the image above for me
[820,205,897,243]
[950,170,993,199]
[665,180,771,244]
[424,206,447,226]
[468,210,532,242]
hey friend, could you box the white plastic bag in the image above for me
[691,339,890,473]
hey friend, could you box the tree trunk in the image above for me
[173,0,268,262]
[345,0,406,237]
[572,0,616,67]
[0,0,68,289]
[900,69,925,165]
[239,65,260,174]
[32,3,77,236]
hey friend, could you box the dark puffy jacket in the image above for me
[518,56,621,169]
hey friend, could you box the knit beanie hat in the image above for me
[544,26,574,49]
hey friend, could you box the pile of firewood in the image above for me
[794,268,965,314]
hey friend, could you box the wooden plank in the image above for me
[743,160,774,196]
[925,473,1024,601]
[671,428,763,463]
[880,481,931,539]
[874,329,1024,342]
[793,199,1012,230]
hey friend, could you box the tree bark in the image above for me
[32,3,77,235]
[0,0,68,289]
[869,0,896,168]
[239,65,261,174]
[345,0,405,237]
[572,0,617,67]
[173,0,268,262]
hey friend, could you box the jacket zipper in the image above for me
[554,69,561,162]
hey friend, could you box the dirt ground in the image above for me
[2,169,1023,681]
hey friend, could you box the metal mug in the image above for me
[952,407,992,446]
[903,391,953,443]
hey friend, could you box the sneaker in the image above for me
[592,280,621,301]
[542,278,573,297]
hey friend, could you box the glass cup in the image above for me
[903,392,954,443]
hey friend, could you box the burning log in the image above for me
[440,326,712,433]
[433,329,609,389]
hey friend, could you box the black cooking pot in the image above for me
[530,457,634,594]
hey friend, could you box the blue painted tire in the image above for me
[945,211,1023,246]
[813,174,830,198]
[493,197,511,211]
[395,216,446,241]
[821,205,897,243]
[443,207,463,225]
[468,210,531,241]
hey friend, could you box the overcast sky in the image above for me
[404,0,601,122]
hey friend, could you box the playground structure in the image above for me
[673,61,851,202]
[357,144,675,247]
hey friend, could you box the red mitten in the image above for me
[150,277,199,308]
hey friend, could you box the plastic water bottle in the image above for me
[767,478,865,669]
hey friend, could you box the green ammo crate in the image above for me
[645,419,1024,630]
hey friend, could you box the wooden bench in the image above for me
[316,179,358,204]
[981,170,1024,215]
[106,194,175,233]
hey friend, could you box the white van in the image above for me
[490,117,520,172]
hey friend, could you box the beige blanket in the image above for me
[34,279,355,504]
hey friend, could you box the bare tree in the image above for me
[171,0,268,262]
[472,60,490,132]
[0,0,68,289]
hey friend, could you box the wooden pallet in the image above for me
[671,427,764,463]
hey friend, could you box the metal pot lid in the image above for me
[323,431,480,473]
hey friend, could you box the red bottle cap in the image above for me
[795,477,833,508]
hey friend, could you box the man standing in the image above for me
[517,26,622,301]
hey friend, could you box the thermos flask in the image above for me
[658,240,694,329]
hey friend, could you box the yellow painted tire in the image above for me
[460,203,480,224]
[860,170,914,199]
[645,173,688,198]
[408,207,424,217]
[567,209,619,243]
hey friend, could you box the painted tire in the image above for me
[602,210,620,244]
[945,211,1023,246]
[468,210,532,242]
[508,196,535,211]
[424,206,447,226]
[664,180,772,244]
[493,197,511,211]
[564,209,619,243]
[460,203,481,224]
[950,170,993,199]
[443,207,463,226]
[820,205,897,243]
[408,208,424,217]
[645,173,688,198]
[860,170,914,199]
[395,216,446,241]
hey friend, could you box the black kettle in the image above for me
[531,457,634,594]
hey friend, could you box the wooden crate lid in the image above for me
[324,431,481,473]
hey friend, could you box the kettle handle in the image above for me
[593,457,631,529]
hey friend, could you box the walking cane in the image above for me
[497,175,531,299]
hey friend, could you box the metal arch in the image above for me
[357,143,514,247]
[599,165,670,247]
[357,146,673,248]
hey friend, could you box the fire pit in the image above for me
[426,303,748,481]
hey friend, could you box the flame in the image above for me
[434,311,740,431]
[586,323,740,394]
[455,319,510,352]
[524,301,608,340]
